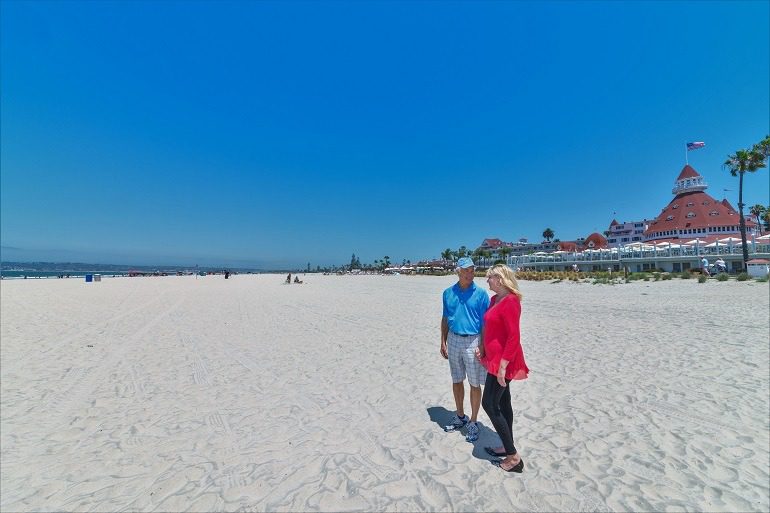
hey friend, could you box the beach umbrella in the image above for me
[682,238,707,255]
[756,234,770,241]
[718,237,744,244]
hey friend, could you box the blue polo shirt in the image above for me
[442,282,490,335]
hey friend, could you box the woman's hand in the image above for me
[497,359,509,386]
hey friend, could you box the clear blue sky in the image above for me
[2,0,768,268]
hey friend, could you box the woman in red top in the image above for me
[477,264,529,473]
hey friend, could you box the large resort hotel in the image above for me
[492,164,769,273]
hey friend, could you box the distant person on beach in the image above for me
[293,276,303,284]
[286,273,292,284]
[701,257,710,276]
[477,264,529,473]
[715,257,726,273]
[440,256,490,443]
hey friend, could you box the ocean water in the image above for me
[0,271,128,279]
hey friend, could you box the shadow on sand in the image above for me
[426,406,504,464]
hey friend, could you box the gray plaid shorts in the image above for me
[447,331,486,387]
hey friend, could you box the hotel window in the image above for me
[672,204,679,209]
[702,201,710,205]
[709,211,719,216]
[666,215,674,221]
[686,202,694,207]
[686,212,696,218]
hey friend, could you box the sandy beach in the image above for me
[1,274,768,512]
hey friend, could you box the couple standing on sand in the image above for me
[440,257,529,474]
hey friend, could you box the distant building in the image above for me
[606,219,649,247]
[476,233,607,259]
[644,164,757,242]
[479,238,508,252]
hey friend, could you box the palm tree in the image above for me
[441,248,453,262]
[498,246,512,265]
[472,247,484,266]
[764,205,770,232]
[754,135,770,160]
[481,249,492,267]
[724,142,767,270]
[383,256,391,269]
[750,204,766,234]
[457,246,468,258]
[542,228,555,242]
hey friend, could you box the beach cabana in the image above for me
[746,259,770,278]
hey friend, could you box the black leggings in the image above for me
[481,372,517,455]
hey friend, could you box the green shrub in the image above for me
[653,272,661,281]
[755,275,769,283]
[698,275,708,283]
[736,272,749,281]
[662,273,673,280]
[716,273,729,281]
[679,272,692,279]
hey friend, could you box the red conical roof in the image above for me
[676,165,701,181]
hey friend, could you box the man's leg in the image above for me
[469,385,481,422]
[466,336,485,423]
[452,382,465,418]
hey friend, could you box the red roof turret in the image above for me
[676,164,701,181]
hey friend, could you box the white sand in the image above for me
[1,274,768,512]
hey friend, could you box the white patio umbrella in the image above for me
[718,236,744,244]
[682,238,707,255]
[756,234,770,241]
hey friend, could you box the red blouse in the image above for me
[481,294,529,381]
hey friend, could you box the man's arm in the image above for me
[440,316,449,359]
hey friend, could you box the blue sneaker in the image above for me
[465,421,479,442]
[444,414,469,432]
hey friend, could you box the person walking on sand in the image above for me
[441,256,490,442]
[477,264,529,473]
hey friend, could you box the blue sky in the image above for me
[2,0,768,268]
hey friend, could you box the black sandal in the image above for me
[484,447,506,458]
[495,458,524,473]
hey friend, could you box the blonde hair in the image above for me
[486,264,523,300]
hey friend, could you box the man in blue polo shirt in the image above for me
[440,256,490,442]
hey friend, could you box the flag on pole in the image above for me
[687,141,706,151]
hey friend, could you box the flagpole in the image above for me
[685,142,688,165]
